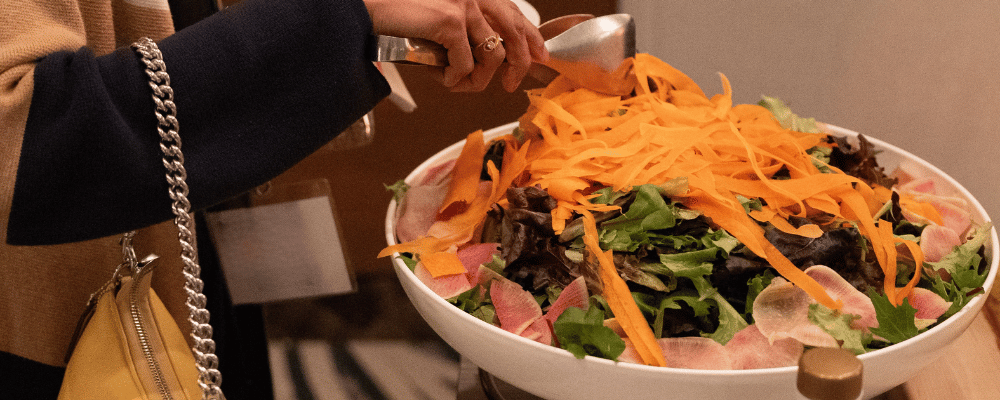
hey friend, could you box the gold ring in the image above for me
[477,35,503,52]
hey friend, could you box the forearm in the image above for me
[7,0,390,245]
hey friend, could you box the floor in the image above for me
[261,273,463,400]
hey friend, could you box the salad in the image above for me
[379,54,992,370]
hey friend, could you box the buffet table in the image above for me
[882,296,1000,399]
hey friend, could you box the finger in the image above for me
[449,41,504,92]
[469,18,506,91]
[498,34,530,92]
[525,22,548,63]
[479,0,547,91]
[493,4,547,63]
[472,33,506,73]
[364,0,472,87]
[452,9,505,92]
[479,9,527,92]
[441,28,474,88]
[427,7,476,88]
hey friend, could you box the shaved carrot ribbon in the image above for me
[836,187,906,305]
[438,130,486,217]
[379,133,530,278]
[383,53,913,313]
[900,196,946,225]
[419,252,466,276]
[378,235,453,259]
[878,221,898,302]
[582,211,666,367]
[895,239,925,305]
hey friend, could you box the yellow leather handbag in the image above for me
[58,38,224,400]
[59,252,203,400]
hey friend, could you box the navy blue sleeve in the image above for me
[7,0,391,245]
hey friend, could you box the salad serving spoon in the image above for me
[371,14,637,95]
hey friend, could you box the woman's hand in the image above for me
[363,0,547,92]
[476,0,547,92]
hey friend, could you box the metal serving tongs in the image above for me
[371,14,637,95]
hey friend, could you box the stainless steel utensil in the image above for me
[371,35,448,66]
[371,14,637,95]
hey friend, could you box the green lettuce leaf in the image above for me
[928,276,973,319]
[927,224,992,288]
[757,95,820,133]
[553,306,626,360]
[808,303,871,354]
[472,305,496,324]
[736,195,763,214]
[584,184,706,252]
[449,286,496,324]
[396,254,418,271]
[868,289,921,343]
[604,184,698,224]
[744,269,776,317]
[449,286,486,312]
[702,229,739,256]
[602,184,678,232]
[925,224,992,317]
[650,250,719,300]
[384,179,409,203]
[703,292,748,345]
[808,146,834,173]
[589,186,629,206]
[633,290,707,338]
[589,295,614,320]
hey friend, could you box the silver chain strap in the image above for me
[131,37,224,400]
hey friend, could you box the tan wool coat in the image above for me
[2,0,197,367]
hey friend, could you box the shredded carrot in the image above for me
[582,211,666,367]
[377,236,452,259]
[873,185,894,205]
[381,132,527,278]
[382,52,918,319]
[895,238,925,305]
[899,196,946,225]
[877,220,898,303]
[768,215,823,238]
[419,251,467,276]
[685,188,842,309]
[438,130,486,218]
[835,187,905,304]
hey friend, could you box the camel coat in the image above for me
[0,0,389,393]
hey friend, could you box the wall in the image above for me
[620,0,1000,227]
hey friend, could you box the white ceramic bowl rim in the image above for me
[384,121,999,378]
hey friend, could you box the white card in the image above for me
[205,196,355,304]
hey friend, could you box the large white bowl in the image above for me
[384,122,998,399]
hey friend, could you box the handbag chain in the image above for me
[131,36,224,400]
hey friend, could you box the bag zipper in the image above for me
[128,256,175,400]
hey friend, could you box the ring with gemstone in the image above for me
[477,35,503,52]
